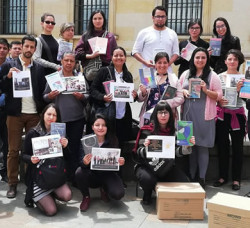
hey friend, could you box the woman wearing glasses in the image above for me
[210,17,241,74]
[34,13,61,75]
[133,101,195,205]
[174,19,209,78]
[179,47,222,188]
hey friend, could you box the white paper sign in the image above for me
[91,148,121,171]
[13,71,33,98]
[110,82,134,102]
[32,134,63,159]
[45,72,66,92]
[146,135,175,159]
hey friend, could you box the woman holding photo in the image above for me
[90,46,137,144]
[138,52,184,127]
[214,49,246,190]
[133,101,195,205]
[23,103,71,216]
[75,114,125,212]
[179,47,222,188]
[43,52,89,185]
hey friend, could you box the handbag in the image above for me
[83,30,108,81]
[95,101,116,121]
[35,157,66,190]
[83,56,102,81]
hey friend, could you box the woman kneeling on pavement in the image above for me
[23,103,72,216]
[133,101,195,205]
[75,114,125,212]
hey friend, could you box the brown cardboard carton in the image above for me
[156,182,205,220]
[207,192,250,228]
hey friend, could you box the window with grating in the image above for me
[74,0,109,35]
[164,0,203,35]
[0,0,27,34]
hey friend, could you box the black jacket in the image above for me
[22,124,69,207]
[174,38,209,77]
[210,35,241,74]
[0,58,46,116]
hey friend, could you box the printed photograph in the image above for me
[14,77,30,91]
[148,139,163,153]
[32,134,63,159]
[91,148,121,171]
[64,77,86,93]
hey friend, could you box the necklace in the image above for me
[155,75,167,85]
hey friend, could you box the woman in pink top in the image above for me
[179,47,222,188]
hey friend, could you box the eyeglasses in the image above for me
[154,15,167,19]
[157,111,169,116]
[216,24,225,29]
[190,27,200,30]
[44,21,56,25]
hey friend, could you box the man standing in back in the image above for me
[132,6,179,73]
[0,35,46,198]
[7,41,22,61]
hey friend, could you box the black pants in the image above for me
[216,113,245,182]
[135,165,189,197]
[65,118,85,182]
[75,167,125,200]
[0,108,8,177]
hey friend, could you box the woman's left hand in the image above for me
[236,79,244,92]
[200,80,207,93]
[132,90,138,99]
[60,137,68,148]
[73,92,84,100]
[189,136,195,146]
[118,157,125,166]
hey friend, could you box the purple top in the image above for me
[75,30,117,67]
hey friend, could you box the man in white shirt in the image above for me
[132,6,179,73]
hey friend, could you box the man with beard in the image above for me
[132,6,179,73]
[0,35,46,198]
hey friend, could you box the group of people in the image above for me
[0,5,249,216]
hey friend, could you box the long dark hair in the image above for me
[150,101,175,136]
[92,113,118,147]
[189,47,211,84]
[213,17,231,40]
[86,10,107,37]
[39,103,61,132]
[111,46,129,74]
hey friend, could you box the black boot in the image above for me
[199,178,206,190]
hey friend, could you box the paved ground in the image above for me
[1,179,250,228]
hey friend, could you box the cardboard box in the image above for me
[156,182,205,220]
[207,192,250,228]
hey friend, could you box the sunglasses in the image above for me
[44,21,56,25]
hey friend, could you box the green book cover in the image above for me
[177,121,193,146]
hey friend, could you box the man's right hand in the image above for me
[7,67,20,79]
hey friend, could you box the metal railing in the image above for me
[74,0,109,35]
[0,0,27,34]
[164,0,203,35]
